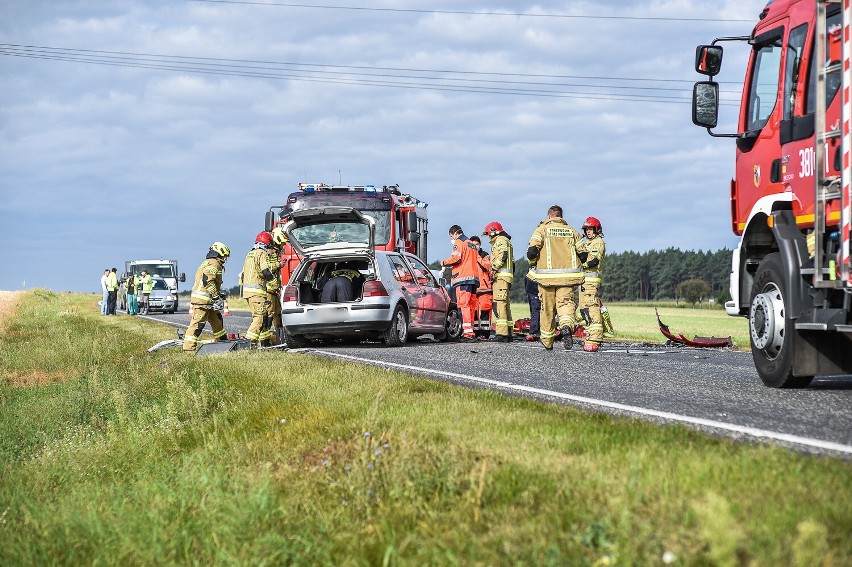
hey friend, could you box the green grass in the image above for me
[2,291,849,565]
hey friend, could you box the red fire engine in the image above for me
[263,183,428,284]
[692,0,852,387]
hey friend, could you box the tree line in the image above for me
[433,247,733,304]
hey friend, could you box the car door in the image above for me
[403,255,449,331]
[386,254,427,330]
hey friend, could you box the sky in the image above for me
[0,0,766,292]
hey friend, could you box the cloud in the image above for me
[0,0,766,291]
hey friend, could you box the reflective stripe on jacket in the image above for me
[190,258,224,305]
[441,234,480,288]
[488,233,514,283]
[527,218,585,286]
[241,247,276,298]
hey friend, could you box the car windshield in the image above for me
[152,278,170,290]
[284,194,392,246]
[290,220,371,249]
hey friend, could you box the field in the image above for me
[1,291,849,565]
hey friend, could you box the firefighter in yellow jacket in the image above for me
[242,231,279,346]
[526,205,585,350]
[483,221,514,342]
[576,216,606,352]
[183,242,230,351]
[267,226,287,345]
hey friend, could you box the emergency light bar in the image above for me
[297,183,402,195]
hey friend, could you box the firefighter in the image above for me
[267,226,287,345]
[526,205,585,350]
[241,231,278,346]
[576,216,606,352]
[441,225,479,341]
[183,242,230,351]
[483,221,514,342]
[469,236,493,339]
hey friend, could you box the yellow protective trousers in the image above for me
[538,284,577,348]
[578,279,603,344]
[492,279,513,337]
[183,305,226,351]
[246,295,272,342]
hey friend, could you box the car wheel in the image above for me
[749,253,812,388]
[440,306,462,342]
[383,305,408,347]
[285,333,310,348]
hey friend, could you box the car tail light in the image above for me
[363,280,389,297]
[282,285,298,302]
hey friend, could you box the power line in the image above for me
[187,0,755,23]
[0,44,744,87]
[0,45,742,106]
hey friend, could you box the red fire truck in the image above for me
[263,183,428,284]
[692,0,852,387]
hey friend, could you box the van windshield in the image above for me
[132,264,176,278]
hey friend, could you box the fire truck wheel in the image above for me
[439,307,462,342]
[383,304,408,347]
[749,253,812,388]
[284,333,310,348]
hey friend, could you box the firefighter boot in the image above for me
[601,307,615,337]
[561,326,573,350]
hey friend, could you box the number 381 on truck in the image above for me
[692,0,852,387]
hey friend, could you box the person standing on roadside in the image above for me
[524,271,541,342]
[526,205,584,350]
[482,222,515,342]
[106,268,119,315]
[138,269,153,315]
[441,225,480,342]
[183,242,230,352]
[100,269,110,316]
[267,227,288,345]
[469,235,493,340]
[241,232,278,347]
[126,273,139,315]
[575,216,607,352]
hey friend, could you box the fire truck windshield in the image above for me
[283,195,392,246]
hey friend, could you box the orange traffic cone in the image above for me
[223,300,231,316]
[188,303,194,317]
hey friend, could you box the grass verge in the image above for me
[1,291,848,565]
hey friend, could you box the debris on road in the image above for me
[655,308,733,348]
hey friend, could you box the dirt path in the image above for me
[0,290,24,331]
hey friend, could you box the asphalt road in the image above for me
[139,308,852,458]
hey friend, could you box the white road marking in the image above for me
[313,349,852,455]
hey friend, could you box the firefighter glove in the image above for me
[212,298,224,311]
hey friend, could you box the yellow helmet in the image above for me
[271,226,288,246]
[210,241,230,258]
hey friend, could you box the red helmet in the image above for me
[482,221,504,235]
[255,231,273,245]
[582,217,603,234]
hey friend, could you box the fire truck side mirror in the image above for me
[264,210,275,232]
[406,210,420,242]
[692,81,719,129]
[695,45,723,76]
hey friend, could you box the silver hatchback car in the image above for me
[280,207,462,347]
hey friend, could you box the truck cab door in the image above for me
[734,24,787,230]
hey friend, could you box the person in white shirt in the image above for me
[100,269,109,316]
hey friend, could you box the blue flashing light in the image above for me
[365,185,376,193]
[304,186,315,193]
